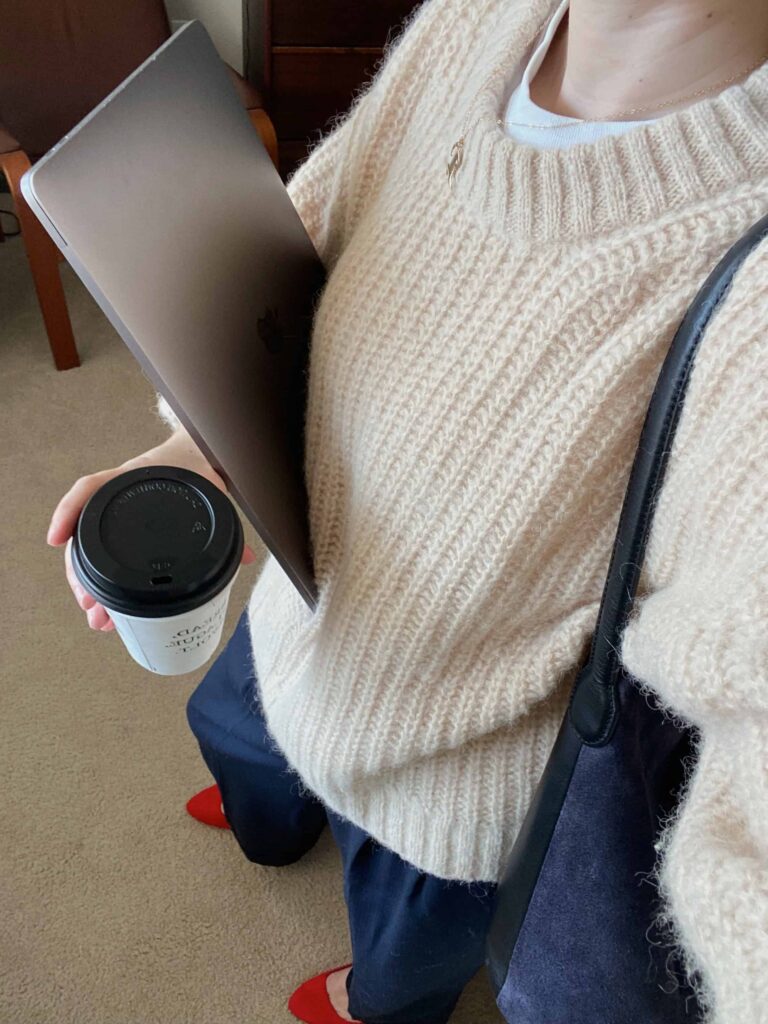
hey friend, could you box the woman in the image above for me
[48,0,768,1021]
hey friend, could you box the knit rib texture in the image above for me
[155,1,768,1017]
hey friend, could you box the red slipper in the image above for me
[288,963,361,1024]
[185,783,230,829]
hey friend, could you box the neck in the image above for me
[529,0,768,121]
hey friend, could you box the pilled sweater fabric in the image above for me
[156,0,768,1016]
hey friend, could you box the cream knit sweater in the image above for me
[156,0,768,1017]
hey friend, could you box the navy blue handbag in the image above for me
[486,212,768,1024]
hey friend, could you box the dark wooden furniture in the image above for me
[245,0,423,180]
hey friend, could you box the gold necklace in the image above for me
[446,22,768,190]
[503,51,768,129]
[447,10,555,190]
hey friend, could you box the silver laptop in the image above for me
[21,20,325,611]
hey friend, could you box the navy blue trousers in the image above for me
[186,606,498,1024]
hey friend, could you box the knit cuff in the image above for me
[620,561,768,727]
[643,720,768,1020]
[154,391,183,434]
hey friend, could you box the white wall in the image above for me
[164,0,243,73]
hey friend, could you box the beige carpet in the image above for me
[0,207,502,1024]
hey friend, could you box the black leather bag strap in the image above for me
[570,212,768,745]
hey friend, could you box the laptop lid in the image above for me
[21,20,325,611]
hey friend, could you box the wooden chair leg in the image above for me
[0,149,80,370]
[248,108,279,171]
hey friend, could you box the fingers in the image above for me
[64,536,94,610]
[49,474,118,632]
[64,536,114,631]
[86,604,115,631]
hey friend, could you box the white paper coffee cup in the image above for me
[104,567,240,675]
[71,465,244,676]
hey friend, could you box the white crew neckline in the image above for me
[446,0,768,243]
[503,0,657,149]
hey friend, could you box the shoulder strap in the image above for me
[570,212,768,745]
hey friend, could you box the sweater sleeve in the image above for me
[619,235,768,1022]
[154,0,450,436]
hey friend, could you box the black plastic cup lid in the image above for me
[71,465,243,618]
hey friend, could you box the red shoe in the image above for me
[288,963,361,1024]
[185,783,230,829]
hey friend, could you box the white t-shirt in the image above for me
[503,0,658,149]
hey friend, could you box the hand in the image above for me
[46,432,258,632]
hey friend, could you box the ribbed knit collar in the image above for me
[450,0,768,244]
